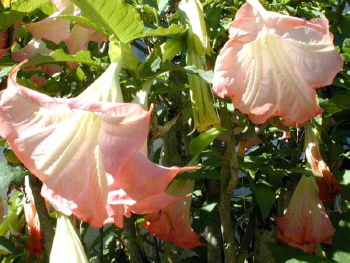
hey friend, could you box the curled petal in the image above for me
[276,176,335,253]
[213,0,343,124]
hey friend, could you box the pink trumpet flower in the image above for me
[305,122,342,204]
[12,39,61,86]
[26,0,104,66]
[23,176,45,256]
[0,60,195,228]
[276,175,335,253]
[144,180,204,248]
[213,0,343,124]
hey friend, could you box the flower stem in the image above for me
[218,101,238,263]
[28,175,55,255]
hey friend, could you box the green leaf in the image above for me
[0,163,26,189]
[0,237,15,256]
[141,25,187,38]
[139,46,183,79]
[251,184,276,220]
[268,243,332,263]
[331,213,350,263]
[189,127,225,155]
[0,0,49,33]
[185,65,213,84]
[71,0,144,43]
[57,15,107,36]
[24,49,103,69]
[161,38,185,62]
[320,92,350,116]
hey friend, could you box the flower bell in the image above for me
[305,121,342,204]
[276,175,335,253]
[213,0,343,124]
[50,214,89,263]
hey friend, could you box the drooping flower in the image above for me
[23,176,45,256]
[144,180,204,248]
[179,0,220,132]
[12,39,61,86]
[0,60,196,228]
[305,121,342,204]
[275,175,335,253]
[213,0,343,124]
[50,214,89,263]
[26,0,104,66]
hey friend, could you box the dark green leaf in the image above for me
[0,163,26,189]
[331,212,350,263]
[252,184,276,220]
[320,92,350,116]
[268,243,332,263]
[0,237,16,255]
[0,0,49,32]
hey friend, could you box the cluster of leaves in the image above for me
[0,0,349,262]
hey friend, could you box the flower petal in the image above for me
[107,153,197,222]
[0,62,151,227]
[275,176,335,253]
[143,180,204,248]
[66,24,105,55]
[305,122,342,204]
[213,0,343,124]
[50,214,89,263]
[26,2,74,45]
[23,176,45,256]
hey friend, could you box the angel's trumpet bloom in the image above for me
[144,180,204,248]
[213,0,343,124]
[23,176,45,256]
[0,60,196,228]
[11,39,61,86]
[276,176,335,253]
[26,0,104,64]
[50,214,88,263]
[305,121,342,204]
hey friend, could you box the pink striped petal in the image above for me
[144,195,204,248]
[0,63,151,227]
[213,0,343,124]
[275,176,335,253]
[66,24,105,55]
[144,180,204,248]
[26,1,75,45]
